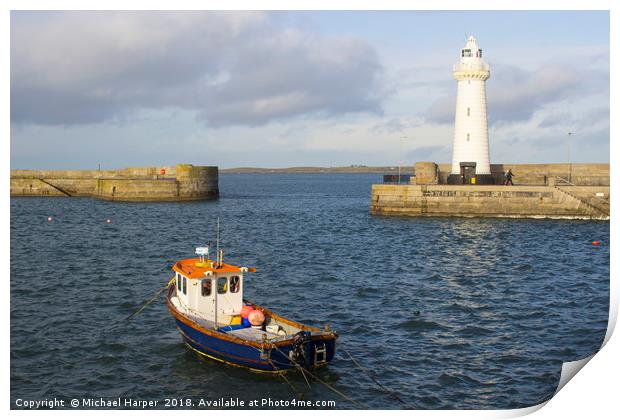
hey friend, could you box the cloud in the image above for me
[424,95,454,125]
[369,116,425,134]
[423,60,608,127]
[11,11,385,127]
[407,145,447,162]
[538,111,573,128]
[489,63,584,124]
[536,105,608,130]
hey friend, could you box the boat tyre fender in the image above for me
[290,331,311,366]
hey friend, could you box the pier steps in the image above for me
[553,185,609,218]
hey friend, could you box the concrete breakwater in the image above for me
[10,164,218,202]
[372,162,610,220]
[371,184,610,220]
[413,162,610,186]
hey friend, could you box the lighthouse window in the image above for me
[478,49,482,57]
[201,279,212,296]
[467,107,470,116]
[217,277,228,294]
[462,49,472,58]
[467,133,470,142]
[230,276,240,293]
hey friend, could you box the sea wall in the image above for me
[431,163,609,186]
[370,184,610,220]
[10,164,219,202]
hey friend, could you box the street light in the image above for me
[567,132,574,183]
[398,136,407,184]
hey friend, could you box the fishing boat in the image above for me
[166,246,338,372]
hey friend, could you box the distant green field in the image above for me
[219,166,407,174]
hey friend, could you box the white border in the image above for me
[4,1,616,419]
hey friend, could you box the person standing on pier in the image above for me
[504,169,514,186]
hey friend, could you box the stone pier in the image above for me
[371,162,610,220]
[10,164,219,202]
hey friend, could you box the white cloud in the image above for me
[11,11,385,127]
[10,12,609,168]
[426,63,604,124]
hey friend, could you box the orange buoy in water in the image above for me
[248,309,265,327]
[592,241,600,246]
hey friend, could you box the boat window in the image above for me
[217,277,228,294]
[230,276,240,293]
[182,277,187,295]
[202,279,212,296]
[177,273,181,292]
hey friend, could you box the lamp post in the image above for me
[398,136,407,184]
[567,132,574,183]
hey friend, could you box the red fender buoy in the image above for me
[592,241,600,246]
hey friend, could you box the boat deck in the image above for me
[226,327,282,341]
[170,296,290,343]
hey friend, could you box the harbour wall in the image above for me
[370,184,610,220]
[10,164,219,201]
[430,163,610,186]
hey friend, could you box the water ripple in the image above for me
[11,174,609,409]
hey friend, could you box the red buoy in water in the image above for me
[592,241,600,246]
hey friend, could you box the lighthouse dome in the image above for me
[460,35,483,62]
[466,36,479,49]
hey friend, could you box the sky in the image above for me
[10,10,610,169]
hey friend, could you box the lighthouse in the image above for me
[447,36,494,185]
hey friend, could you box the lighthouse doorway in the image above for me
[459,162,477,184]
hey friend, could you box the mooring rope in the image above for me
[101,277,174,334]
[102,277,403,410]
[124,285,169,322]
[125,276,175,322]
[266,359,304,399]
[239,338,364,408]
[340,345,414,409]
[297,362,312,389]
[268,345,367,409]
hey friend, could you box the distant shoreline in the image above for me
[219,166,406,174]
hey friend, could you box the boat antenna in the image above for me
[216,216,220,266]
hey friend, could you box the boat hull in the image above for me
[167,287,337,372]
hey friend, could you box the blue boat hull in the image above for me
[168,290,337,372]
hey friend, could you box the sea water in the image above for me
[10,173,609,409]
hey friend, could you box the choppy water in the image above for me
[10,174,609,409]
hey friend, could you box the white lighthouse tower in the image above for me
[448,36,494,185]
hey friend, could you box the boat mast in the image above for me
[214,216,220,329]
[214,282,218,329]
[216,217,220,267]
